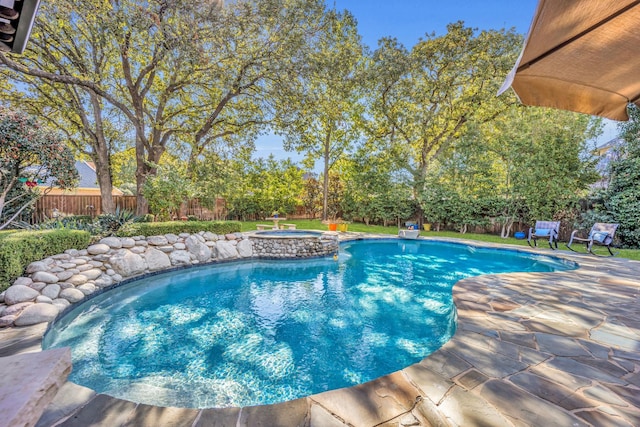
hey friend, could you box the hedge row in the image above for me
[0,229,92,293]
[116,220,242,237]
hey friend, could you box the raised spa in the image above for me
[42,239,576,408]
[250,229,338,258]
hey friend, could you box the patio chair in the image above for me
[567,223,619,256]
[399,222,420,239]
[527,221,561,249]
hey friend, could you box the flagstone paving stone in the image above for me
[1,235,640,426]
[193,407,240,427]
[478,379,590,427]
[508,372,594,410]
[123,405,200,427]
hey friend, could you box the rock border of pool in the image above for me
[1,233,639,426]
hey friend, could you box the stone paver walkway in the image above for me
[1,235,639,426]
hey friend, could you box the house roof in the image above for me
[75,160,99,188]
[34,160,124,195]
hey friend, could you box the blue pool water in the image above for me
[42,239,576,408]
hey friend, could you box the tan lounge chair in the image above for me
[527,221,561,249]
[567,222,619,256]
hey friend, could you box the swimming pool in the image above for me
[42,239,576,408]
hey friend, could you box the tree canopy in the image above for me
[0,108,78,229]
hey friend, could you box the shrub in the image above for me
[139,214,155,223]
[116,220,241,237]
[0,229,91,292]
[96,208,140,235]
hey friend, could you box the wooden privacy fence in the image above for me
[30,195,228,223]
[32,195,137,223]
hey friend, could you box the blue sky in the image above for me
[334,0,537,49]
[254,0,617,164]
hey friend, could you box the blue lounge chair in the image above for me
[567,223,619,256]
[527,221,561,249]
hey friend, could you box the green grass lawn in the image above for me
[240,219,640,261]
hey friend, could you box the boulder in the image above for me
[94,275,114,288]
[169,250,191,265]
[31,271,59,284]
[25,261,49,274]
[174,243,186,250]
[52,298,71,311]
[4,302,34,316]
[147,235,169,246]
[0,315,17,328]
[28,282,47,292]
[13,277,33,287]
[110,250,146,277]
[36,295,53,304]
[144,248,172,271]
[55,271,74,281]
[216,241,238,260]
[225,233,237,241]
[203,232,217,241]
[100,236,122,249]
[81,269,103,280]
[87,244,110,255]
[14,303,59,326]
[185,236,212,262]
[120,237,136,248]
[237,239,253,258]
[42,284,61,300]
[67,275,88,286]
[77,283,97,295]
[59,288,85,303]
[4,285,40,305]
[165,233,179,244]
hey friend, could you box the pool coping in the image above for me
[1,233,639,426]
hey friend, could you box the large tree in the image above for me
[422,107,600,236]
[368,23,521,218]
[0,1,125,213]
[1,0,326,214]
[279,9,366,220]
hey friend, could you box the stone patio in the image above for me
[1,235,639,426]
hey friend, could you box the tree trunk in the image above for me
[94,158,115,214]
[322,129,332,221]
[135,142,149,215]
[500,218,514,238]
[89,92,116,214]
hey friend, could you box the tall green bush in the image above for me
[0,229,91,292]
[599,107,640,248]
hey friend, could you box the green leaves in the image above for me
[0,108,78,229]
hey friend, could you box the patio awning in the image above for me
[498,0,640,121]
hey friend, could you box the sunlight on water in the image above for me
[43,239,576,408]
